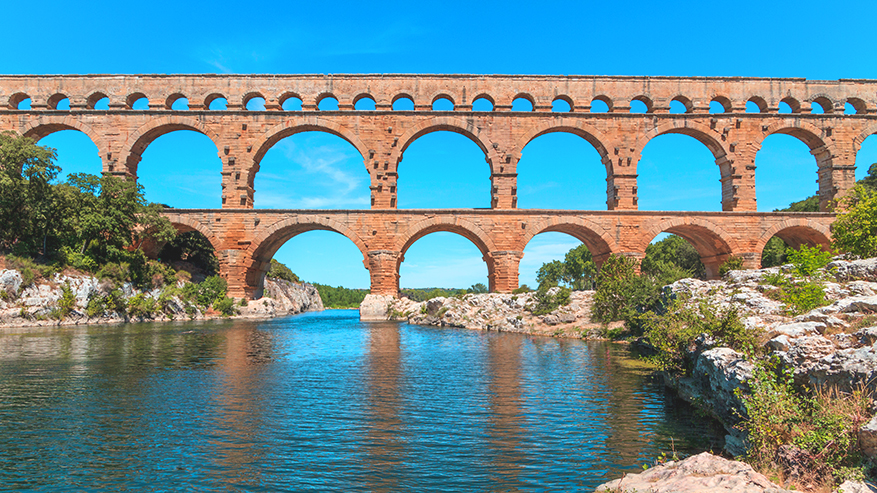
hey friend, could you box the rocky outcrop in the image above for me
[363,288,608,338]
[595,452,792,493]
[0,269,322,328]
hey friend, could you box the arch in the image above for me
[637,120,728,160]
[8,92,29,109]
[847,98,868,115]
[747,96,768,113]
[592,95,613,113]
[710,95,732,113]
[395,217,497,258]
[552,95,574,112]
[755,221,832,256]
[126,92,148,109]
[391,93,415,109]
[278,92,303,110]
[810,95,835,114]
[637,217,738,278]
[165,93,186,110]
[204,93,227,109]
[670,95,693,113]
[162,213,220,252]
[779,96,800,114]
[20,118,108,162]
[513,120,612,171]
[121,116,222,176]
[631,95,653,113]
[353,92,376,108]
[315,92,339,110]
[471,94,494,111]
[242,92,266,110]
[86,92,109,110]
[251,117,369,170]
[392,116,497,167]
[47,93,68,110]
[248,215,369,267]
[430,92,455,106]
[855,123,877,148]
[520,217,617,265]
[512,93,535,111]
[757,120,833,152]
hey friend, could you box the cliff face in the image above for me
[240,278,324,318]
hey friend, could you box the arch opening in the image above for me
[87,93,109,110]
[670,96,693,114]
[856,135,877,182]
[756,134,820,211]
[9,93,29,109]
[397,130,490,208]
[254,131,369,209]
[135,129,222,208]
[170,98,189,111]
[432,97,454,111]
[399,231,489,293]
[512,96,534,111]
[208,97,228,110]
[630,96,652,113]
[642,233,706,280]
[637,133,723,211]
[317,95,339,111]
[710,96,731,114]
[245,97,266,111]
[810,96,833,114]
[552,96,572,112]
[847,98,867,115]
[35,129,102,182]
[48,94,69,110]
[516,130,608,209]
[760,227,832,268]
[472,96,494,111]
[747,97,767,113]
[641,225,733,280]
[280,94,303,111]
[354,95,376,110]
[157,229,220,281]
[590,97,610,113]
[779,97,800,114]
[127,93,149,110]
[521,232,600,291]
[392,95,414,111]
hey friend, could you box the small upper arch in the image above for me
[243,92,267,110]
[47,93,69,110]
[552,95,574,112]
[204,93,227,110]
[353,92,376,106]
[670,95,694,113]
[631,95,654,113]
[779,96,801,114]
[278,91,303,110]
[591,95,613,113]
[747,96,768,113]
[127,92,149,109]
[86,91,110,110]
[511,93,535,111]
[846,97,868,115]
[165,93,187,110]
[8,92,29,109]
[710,95,732,113]
[316,92,339,110]
[809,95,835,114]
[471,93,495,111]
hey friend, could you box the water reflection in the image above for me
[0,312,723,491]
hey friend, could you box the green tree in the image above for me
[536,259,565,288]
[641,235,704,279]
[761,236,788,267]
[832,185,877,258]
[267,258,300,283]
[535,244,597,290]
[0,132,61,255]
[469,283,488,293]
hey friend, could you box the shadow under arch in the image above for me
[122,116,222,177]
[755,220,832,259]
[245,215,369,297]
[637,217,738,279]
[520,218,617,266]
[20,118,108,167]
[391,116,499,170]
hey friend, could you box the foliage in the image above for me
[212,296,237,316]
[158,231,219,276]
[779,195,821,212]
[787,244,833,278]
[760,245,832,315]
[528,285,572,315]
[718,256,744,277]
[314,283,370,308]
[127,293,156,318]
[832,185,877,258]
[591,254,665,327]
[402,287,467,302]
[638,300,756,372]
[179,275,228,309]
[57,283,76,317]
[738,357,872,486]
[267,258,300,283]
[761,237,788,268]
[536,244,597,290]
[641,235,705,280]
[512,284,532,294]
[469,283,488,294]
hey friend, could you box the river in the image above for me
[0,309,723,491]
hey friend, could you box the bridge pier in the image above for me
[368,250,402,297]
[487,251,524,293]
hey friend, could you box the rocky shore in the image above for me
[0,269,323,328]
[361,258,877,492]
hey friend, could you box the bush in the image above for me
[832,185,877,258]
[267,259,300,283]
[528,285,572,315]
[787,244,833,279]
[213,296,237,316]
[57,283,76,317]
[738,357,872,486]
[127,293,156,318]
[97,262,131,285]
[719,256,744,277]
[86,294,106,318]
[512,284,532,294]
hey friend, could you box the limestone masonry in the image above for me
[2,74,874,297]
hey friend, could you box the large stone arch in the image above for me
[637,217,738,279]
[251,117,369,167]
[162,212,220,250]
[756,120,834,152]
[121,116,222,177]
[395,216,497,256]
[755,219,833,257]
[637,120,729,161]
[391,116,500,171]
[855,122,877,150]
[243,214,370,297]
[519,216,618,265]
[512,120,613,172]
[20,117,109,167]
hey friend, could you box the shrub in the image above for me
[528,285,572,315]
[738,357,871,486]
[267,259,300,283]
[832,185,877,258]
[57,283,76,317]
[97,262,131,285]
[196,276,227,308]
[127,293,156,318]
[213,296,237,316]
[719,256,744,277]
[85,294,106,318]
[591,254,639,322]
[512,284,532,294]
[787,244,833,279]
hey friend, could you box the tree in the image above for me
[469,283,488,293]
[832,185,877,258]
[535,244,597,290]
[641,235,704,279]
[267,258,300,283]
[0,132,60,255]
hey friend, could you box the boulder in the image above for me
[830,257,877,282]
[595,452,791,492]
[0,270,22,297]
[858,415,877,458]
[359,294,396,321]
[837,480,877,493]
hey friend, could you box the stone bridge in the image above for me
[1,74,874,297]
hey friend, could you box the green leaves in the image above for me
[535,244,597,290]
[833,185,877,258]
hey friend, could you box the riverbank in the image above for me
[0,269,323,329]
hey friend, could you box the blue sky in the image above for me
[7,0,877,289]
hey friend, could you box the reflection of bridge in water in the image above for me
[3,74,873,297]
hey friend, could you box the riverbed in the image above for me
[0,309,723,491]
